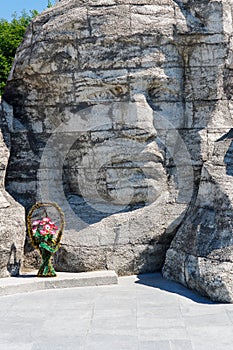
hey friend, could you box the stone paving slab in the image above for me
[0,270,118,296]
[0,273,233,350]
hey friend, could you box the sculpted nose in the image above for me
[131,93,157,140]
[131,93,147,103]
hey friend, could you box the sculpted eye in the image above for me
[83,85,128,102]
[148,71,182,102]
[111,86,124,95]
[148,82,165,100]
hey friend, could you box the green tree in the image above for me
[0,10,38,95]
[47,0,53,8]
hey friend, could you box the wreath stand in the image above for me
[27,202,65,277]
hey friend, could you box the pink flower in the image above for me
[32,220,40,226]
[31,216,58,238]
[42,217,51,223]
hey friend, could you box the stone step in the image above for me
[0,270,118,296]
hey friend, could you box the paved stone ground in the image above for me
[0,272,233,350]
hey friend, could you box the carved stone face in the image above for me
[3,0,193,273]
[63,94,167,216]
[4,1,188,216]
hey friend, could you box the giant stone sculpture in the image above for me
[2,0,233,302]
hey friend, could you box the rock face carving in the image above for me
[161,0,233,303]
[2,0,233,301]
[0,100,25,277]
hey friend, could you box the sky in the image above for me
[0,0,56,21]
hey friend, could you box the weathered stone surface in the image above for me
[0,100,25,277]
[2,0,233,301]
[162,0,233,302]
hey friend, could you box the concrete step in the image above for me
[0,270,118,296]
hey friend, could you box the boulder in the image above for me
[162,0,233,302]
[0,100,25,277]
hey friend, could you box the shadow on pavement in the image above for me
[135,272,219,305]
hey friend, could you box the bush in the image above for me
[0,10,38,95]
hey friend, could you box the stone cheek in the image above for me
[0,102,25,278]
[0,134,9,189]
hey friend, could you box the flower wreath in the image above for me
[27,202,65,277]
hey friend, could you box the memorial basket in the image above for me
[27,202,65,277]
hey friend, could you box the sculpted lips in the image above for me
[101,142,167,205]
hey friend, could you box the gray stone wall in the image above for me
[0,100,25,277]
[162,0,233,303]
